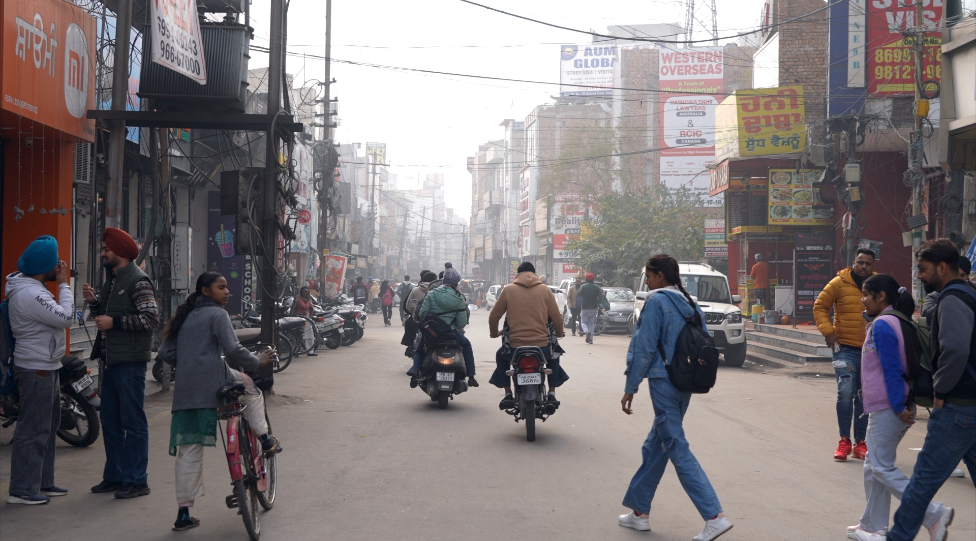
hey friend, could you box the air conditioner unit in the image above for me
[73,143,93,185]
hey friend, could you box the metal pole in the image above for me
[156,128,173,392]
[105,0,132,229]
[262,0,286,345]
[910,1,925,297]
[318,0,332,288]
[369,160,376,277]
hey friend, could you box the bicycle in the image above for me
[217,366,278,540]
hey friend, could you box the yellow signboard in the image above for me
[715,86,807,160]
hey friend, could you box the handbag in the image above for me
[655,293,720,394]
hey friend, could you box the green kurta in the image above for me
[169,408,218,456]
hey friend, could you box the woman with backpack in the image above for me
[847,274,953,540]
[618,254,732,541]
[380,280,394,327]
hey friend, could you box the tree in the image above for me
[569,186,707,287]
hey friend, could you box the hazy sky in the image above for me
[248,0,770,217]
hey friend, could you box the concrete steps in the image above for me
[746,323,832,366]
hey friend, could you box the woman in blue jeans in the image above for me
[618,255,732,541]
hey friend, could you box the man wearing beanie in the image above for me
[413,263,477,387]
[83,227,159,499]
[4,236,74,504]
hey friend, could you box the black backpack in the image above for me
[419,309,463,346]
[655,293,720,394]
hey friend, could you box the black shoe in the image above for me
[114,484,150,499]
[499,394,515,410]
[260,434,282,454]
[173,508,201,532]
[404,346,414,357]
[307,352,318,357]
[409,374,420,388]
[468,376,479,388]
[548,393,561,408]
[91,480,124,494]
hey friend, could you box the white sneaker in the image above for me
[847,525,886,540]
[926,507,953,541]
[618,512,650,531]
[852,530,886,541]
[949,468,965,478]
[693,516,733,541]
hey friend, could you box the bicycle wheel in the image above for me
[236,429,261,541]
[299,319,317,355]
[273,334,293,373]
[257,410,277,510]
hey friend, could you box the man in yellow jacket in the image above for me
[814,248,876,462]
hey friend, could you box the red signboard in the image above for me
[866,0,943,97]
[1,0,97,141]
[322,254,348,297]
[296,209,312,225]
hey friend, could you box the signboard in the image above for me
[659,48,724,203]
[150,0,207,84]
[96,16,143,142]
[559,44,616,97]
[866,0,942,97]
[714,86,806,160]
[709,160,730,195]
[551,193,586,260]
[173,224,190,290]
[858,238,883,260]
[2,0,96,141]
[322,254,348,298]
[207,192,248,313]
[704,218,727,258]
[768,169,833,225]
[794,251,833,320]
[725,187,770,241]
[847,0,867,87]
[366,142,387,164]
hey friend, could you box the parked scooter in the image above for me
[310,303,344,349]
[321,295,367,346]
[0,355,102,447]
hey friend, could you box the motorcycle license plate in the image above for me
[613,317,627,322]
[71,373,93,393]
[517,373,542,385]
[436,372,454,382]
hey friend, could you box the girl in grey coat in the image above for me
[156,272,279,531]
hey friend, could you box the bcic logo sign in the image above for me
[63,23,89,119]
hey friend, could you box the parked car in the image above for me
[548,286,567,319]
[599,287,636,334]
[634,262,746,367]
[486,284,502,309]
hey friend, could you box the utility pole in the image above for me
[262,0,286,345]
[317,0,333,288]
[105,0,132,229]
[909,0,926,297]
[398,209,409,274]
[155,128,173,392]
[369,159,377,278]
[418,205,427,268]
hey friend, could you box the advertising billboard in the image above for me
[714,86,806,159]
[2,0,96,141]
[150,0,207,84]
[704,218,727,258]
[658,48,723,204]
[866,0,943,97]
[208,192,251,315]
[768,169,833,226]
[322,254,348,298]
[560,44,616,97]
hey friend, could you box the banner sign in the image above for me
[794,251,833,320]
[768,169,833,225]
[659,48,724,203]
[866,0,942,97]
[366,142,386,164]
[715,86,806,159]
[560,44,616,96]
[704,219,727,258]
[208,192,250,314]
[2,0,96,141]
[150,0,207,84]
[322,254,348,298]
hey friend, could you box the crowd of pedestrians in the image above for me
[2,228,973,541]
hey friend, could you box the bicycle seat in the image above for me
[234,328,261,343]
[217,381,247,401]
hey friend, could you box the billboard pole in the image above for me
[105,0,132,229]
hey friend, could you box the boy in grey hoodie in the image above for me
[4,235,74,505]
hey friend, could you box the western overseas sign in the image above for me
[866,0,942,97]
[150,0,207,84]
[715,86,806,161]
[658,48,723,205]
[560,44,616,97]
[2,0,96,141]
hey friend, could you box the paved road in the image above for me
[1,309,973,540]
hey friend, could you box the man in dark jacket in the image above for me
[83,228,159,500]
[577,273,605,344]
[351,276,369,307]
[860,239,975,541]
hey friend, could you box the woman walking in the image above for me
[618,255,732,541]
[380,280,394,326]
[847,274,953,540]
[156,272,282,532]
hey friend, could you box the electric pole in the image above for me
[909,0,926,297]
[398,209,409,274]
[105,0,132,229]
[155,127,173,392]
[261,0,287,346]
[317,0,333,288]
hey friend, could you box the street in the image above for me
[1,309,974,541]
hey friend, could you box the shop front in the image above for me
[1,0,96,282]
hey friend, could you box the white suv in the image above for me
[634,263,747,367]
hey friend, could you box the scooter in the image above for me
[410,339,468,409]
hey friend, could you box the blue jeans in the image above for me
[887,404,976,541]
[9,366,60,496]
[833,345,866,442]
[622,377,723,520]
[410,331,475,377]
[99,362,150,486]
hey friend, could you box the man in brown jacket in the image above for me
[567,276,582,336]
[488,262,567,409]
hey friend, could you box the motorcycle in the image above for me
[411,338,468,409]
[502,346,560,442]
[310,303,344,350]
[0,355,102,447]
[321,295,367,346]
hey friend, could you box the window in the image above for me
[681,275,731,303]
[605,289,635,302]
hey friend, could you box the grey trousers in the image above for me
[859,408,944,533]
[9,366,60,496]
[580,309,598,335]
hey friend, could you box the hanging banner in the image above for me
[150,0,207,84]
[322,254,348,298]
[208,192,249,314]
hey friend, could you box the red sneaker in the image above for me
[834,437,852,461]
[852,440,867,460]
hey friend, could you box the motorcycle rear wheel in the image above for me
[57,389,100,447]
[256,410,277,510]
[324,331,341,349]
[524,400,536,442]
[437,393,449,409]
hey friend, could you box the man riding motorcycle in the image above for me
[488,262,568,409]
[411,264,477,388]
